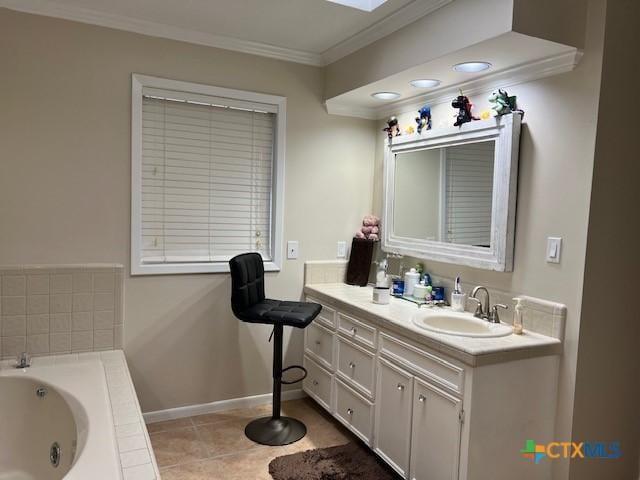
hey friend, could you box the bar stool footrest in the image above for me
[281,365,307,385]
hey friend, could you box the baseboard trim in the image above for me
[143,389,307,424]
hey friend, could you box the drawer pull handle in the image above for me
[346,408,354,416]
[315,340,321,345]
[312,380,319,386]
[348,362,356,369]
[397,383,405,391]
[351,327,357,334]
[418,394,426,403]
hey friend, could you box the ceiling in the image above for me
[0,0,450,65]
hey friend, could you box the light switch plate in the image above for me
[546,237,562,264]
[337,241,347,259]
[287,241,299,259]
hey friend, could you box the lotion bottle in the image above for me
[512,297,524,334]
[404,268,420,297]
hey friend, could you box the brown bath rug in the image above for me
[268,442,398,480]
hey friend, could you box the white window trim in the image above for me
[130,73,286,275]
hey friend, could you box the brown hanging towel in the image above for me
[346,238,375,287]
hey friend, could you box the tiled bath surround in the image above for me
[304,260,566,340]
[0,350,161,480]
[0,264,124,359]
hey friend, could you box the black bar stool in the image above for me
[228,253,321,446]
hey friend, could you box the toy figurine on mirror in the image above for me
[415,106,432,134]
[383,116,401,140]
[488,88,524,117]
[452,91,479,127]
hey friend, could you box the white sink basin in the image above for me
[411,310,512,338]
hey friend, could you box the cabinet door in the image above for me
[374,358,413,478]
[410,377,462,480]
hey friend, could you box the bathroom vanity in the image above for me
[302,281,562,480]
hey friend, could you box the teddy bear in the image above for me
[355,215,380,241]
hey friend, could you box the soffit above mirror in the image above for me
[324,0,587,119]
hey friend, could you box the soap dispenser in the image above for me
[512,297,524,334]
[376,257,389,288]
[451,276,466,312]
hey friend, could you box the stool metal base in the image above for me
[244,416,306,446]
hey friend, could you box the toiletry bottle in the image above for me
[451,276,467,312]
[391,276,404,296]
[425,285,433,303]
[404,268,420,297]
[512,298,524,334]
[413,280,428,300]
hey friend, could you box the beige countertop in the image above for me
[304,283,562,367]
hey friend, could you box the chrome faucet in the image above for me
[470,286,490,319]
[470,286,508,324]
[15,351,31,369]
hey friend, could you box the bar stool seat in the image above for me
[236,299,320,328]
[229,253,321,446]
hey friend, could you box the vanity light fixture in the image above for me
[453,61,492,73]
[371,91,401,100]
[410,79,441,88]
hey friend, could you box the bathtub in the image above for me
[0,358,122,479]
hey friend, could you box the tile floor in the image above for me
[149,398,356,480]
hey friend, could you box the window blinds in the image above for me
[444,142,495,247]
[140,93,275,264]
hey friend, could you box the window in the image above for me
[131,74,285,275]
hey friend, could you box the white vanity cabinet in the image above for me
[303,293,559,480]
[374,357,414,477]
[410,377,462,480]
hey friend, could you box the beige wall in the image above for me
[0,9,376,412]
[570,0,640,478]
[371,2,605,478]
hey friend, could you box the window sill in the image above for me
[131,261,281,276]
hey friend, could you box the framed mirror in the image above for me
[382,114,522,271]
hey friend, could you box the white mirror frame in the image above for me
[382,113,522,272]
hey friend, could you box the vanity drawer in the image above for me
[306,296,336,329]
[337,312,377,350]
[305,322,335,370]
[335,378,374,445]
[379,332,464,395]
[336,336,376,398]
[303,355,333,413]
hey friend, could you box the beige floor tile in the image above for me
[149,427,208,468]
[150,397,357,476]
[191,404,271,426]
[159,462,208,480]
[146,417,193,434]
[198,448,280,480]
[197,418,263,457]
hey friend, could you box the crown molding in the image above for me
[320,0,453,65]
[0,0,452,67]
[0,0,325,66]
[326,49,583,120]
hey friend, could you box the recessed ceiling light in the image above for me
[410,79,441,88]
[453,62,492,73]
[371,92,401,100]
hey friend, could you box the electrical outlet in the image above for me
[287,241,299,259]
[337,241,347,259]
